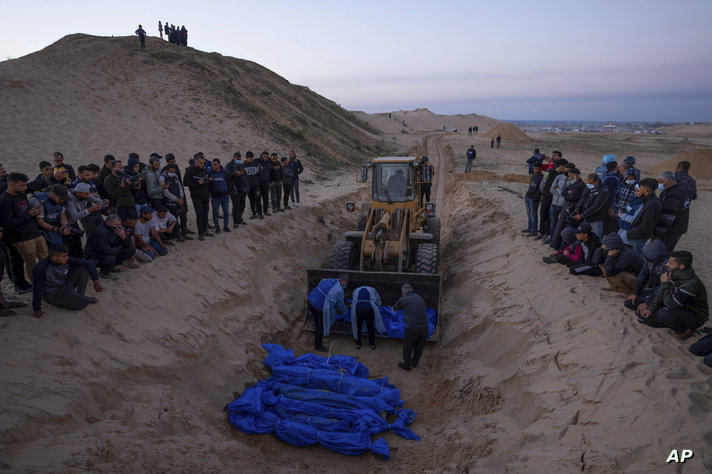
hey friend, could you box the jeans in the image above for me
[211,195,230,228]
[192,197,209,235]
[549,204,562,237]
[290,178,300,204]
[42,266,91,311]
[231,192,246,224]
[148,240,168,256]
[465,159,474,172]
[590,220,604,240]
[269,182,282,211]
[525,198,539,233]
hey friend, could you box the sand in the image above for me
[1,34,712,473]
[481,122,531,141]
[647,149,712,180]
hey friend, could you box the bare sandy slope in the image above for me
[352,108,498,135]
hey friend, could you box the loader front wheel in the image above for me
[329,241,359,270]
[424,216,441,245]
[415,243,439,274]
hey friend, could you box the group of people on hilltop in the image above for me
[518,149,709,366]
[0,150,305,320]
[159,21,188,46]
[135,22,189,49]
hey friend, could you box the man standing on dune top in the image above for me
[135,25,147,49]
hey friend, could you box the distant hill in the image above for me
[352,108,499,134]
[655,123,712,137]
[481,122,531,141]
[0,34,388,174]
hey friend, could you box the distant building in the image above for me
[604,122,616,131]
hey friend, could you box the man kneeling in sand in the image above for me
[32,244,103,319]
[637,251,708,340]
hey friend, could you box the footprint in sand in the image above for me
[651,344,687,360]
[688,392,711,416]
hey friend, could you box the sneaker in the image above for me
[249,215,257,220]
[314,345,328,353]
[277,208,284,212]
[284,206,292,210]
[215,228,221,234]
[534,235,542,240]
[86,297,99,304]
[410,358,416,367]
[199,235,205,241]
[182,235,193,241]
[264,212,272,216]
[259,214,264,220]
[204,232,214,237]
[521,228,530,233]
[14,285,33,295]
[185,229,195,234]
[100,272,113,279]
[398,362,411,371]
[233,223,239,229]
[674,329,694,340]
[125,259,141,269]
[208,224,215,229]
[543,238,551,245]
[526,232,537,237]
[542,257,557,264]
[296,202,300,207]
[240,220,248,225]
[108,267,122,273]
[223,227,231,232]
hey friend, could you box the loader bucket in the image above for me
[304,268,442,341]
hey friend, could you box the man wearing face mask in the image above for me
[242,152,262,220]
[225,152,248,228]
[625,178,662,255]
[654,171,689,252]
[612,166,638,217]
[307,274,349,352]
[571,174,610,239]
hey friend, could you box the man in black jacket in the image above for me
[537,159,561,241]
[84,214,138,277]
[226,152,248,228]
[655,171,689,252]
[594,233,643,293]
[183,153,213,240]
[624,240,668,312]
[280,157,294,210]
[626,178,662,255]
[287,150,304,207]
[269,153,284,213]
[0,173,48,284]
[243,152,262,220]
[257,152,272,216]
[32,244,103,319]
[571,174,610,239]
[523,163,543,236]
[393,284,429,371]
[27,161,62,193]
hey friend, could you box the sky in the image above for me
[2,0,711,122]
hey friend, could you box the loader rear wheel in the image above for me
[415,243,439,274]
[424,216,441,245]
[329,241,359,270]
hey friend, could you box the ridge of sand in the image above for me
[481,122,531,140]
[647,149,712,181]
[656,123,712,137]
[0,33,386,174]
[352,108,499,135]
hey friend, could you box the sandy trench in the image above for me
[1,131,711,473]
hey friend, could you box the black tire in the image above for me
[424,216,441,245]
[415,243,439,274]
[329,241,358,270]
[357,216,367,231]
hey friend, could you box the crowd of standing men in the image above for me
[0,150,305,319]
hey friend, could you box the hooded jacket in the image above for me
[632,240,668,298]
[598,233,644,276]
[225,160,247,194]
[648,266,709,325]
[183,165,210,200]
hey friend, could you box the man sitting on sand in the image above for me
[637,250,708,340]
[624,240,668,312]
[84,214,139,277]
[594,233,643,293]
[32,244,103,319]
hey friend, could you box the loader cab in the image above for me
[371,158,418,204]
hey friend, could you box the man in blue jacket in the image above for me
[307,274,348,352]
